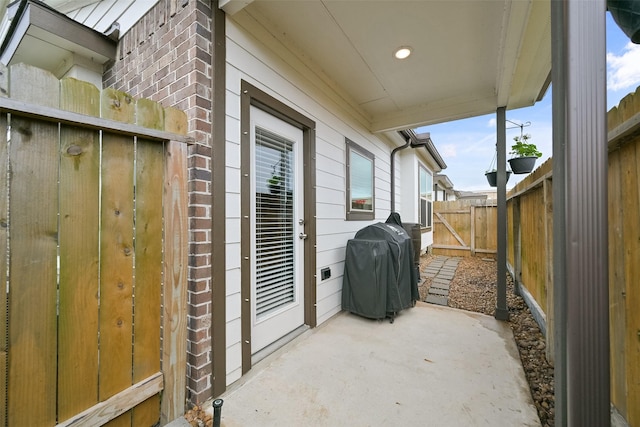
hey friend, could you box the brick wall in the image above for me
[103,0,214,405]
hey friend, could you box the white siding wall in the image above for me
[397,151,434,252]
[225,14,396,385]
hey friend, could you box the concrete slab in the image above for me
[217,304,540,427]
[429,288,449,296]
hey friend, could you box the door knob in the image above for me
[299,233,308,240]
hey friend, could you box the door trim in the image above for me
[240,80,316,375]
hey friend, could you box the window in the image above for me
[346,138,375,220]
[419,165,432,228]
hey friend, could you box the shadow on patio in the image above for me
[215,302,539,426]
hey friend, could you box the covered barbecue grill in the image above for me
[342,216,419,322]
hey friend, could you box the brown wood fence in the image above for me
[432,200,497,257]
[0,63,190,426]
[506,86,640,426]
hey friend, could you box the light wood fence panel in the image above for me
[57,78,101,421]
[619,136,640,426]
[8,64,60,426]
[433,200,497,257]
[133,99,165,427]
[608,147,626,418]
[519,188,547,308]
[0,63,190,427]
[505,89,640,426]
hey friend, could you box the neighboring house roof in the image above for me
[434,174,454,191]
[0,0,115,77]
[0,0,551,135]
[399,129,447,172]
[455,190,488,201]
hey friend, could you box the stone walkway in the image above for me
[421,255,461,306]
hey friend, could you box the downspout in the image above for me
[391,131,437,212]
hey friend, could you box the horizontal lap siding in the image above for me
[225,15,394,384]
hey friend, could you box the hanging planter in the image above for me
[608,0,640,44]
[267,175,283,194]
[508,157,538,174]
[485,145,511,187]
[508,134,542,175]
[485,170,511,187]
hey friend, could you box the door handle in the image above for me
[299,233,308,240]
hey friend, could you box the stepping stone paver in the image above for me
[421,256,462,307]
[426,295,448,305]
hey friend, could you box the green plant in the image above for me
[509,134,542,158]
[268,175,282,186]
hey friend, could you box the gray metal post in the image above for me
[554,0,610,425]
[551,0,567,424]
[495,106,509,321]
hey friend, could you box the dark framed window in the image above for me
[346,138,375,220]
[419,164,433,228]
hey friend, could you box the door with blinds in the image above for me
[250,106,305,353]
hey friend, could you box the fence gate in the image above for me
[0,64,189,426]
[432,200,497,257]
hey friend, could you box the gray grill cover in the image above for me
[342,222,419,319]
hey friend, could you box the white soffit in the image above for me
[232,0,552,132]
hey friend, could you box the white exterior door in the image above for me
[250,106,305,353]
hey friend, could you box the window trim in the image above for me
[345,138,375,221]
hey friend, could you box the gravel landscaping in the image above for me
[419,254,555,427]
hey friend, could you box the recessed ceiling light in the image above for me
[394,46,412,60]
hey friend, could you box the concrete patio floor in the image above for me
[207,302,540,426]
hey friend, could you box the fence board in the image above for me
[621,141,640,427]
[102,88,135,124]
[161,139,188,424]
[8,116,59,426]
[520,189,546,309]
[7,65,59,426]
[58,372,163,427]
[100,131,135,427]
[132,98,165,426]
[100,89,136,427]
[0,113,7,427]
[57,78,102,422]
[543,178,554,364]
[608,148,626,417]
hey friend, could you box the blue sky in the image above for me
[417,13,640,192]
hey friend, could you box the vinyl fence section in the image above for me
[0,64,190,426]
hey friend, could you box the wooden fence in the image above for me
[432,199,497,257]
[0,64,190,426]
[507,86,640,426]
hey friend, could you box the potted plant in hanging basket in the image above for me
[267,175,283,193]
[485,169,511,187]
[508,134,542,174]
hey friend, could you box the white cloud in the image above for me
[439,144,457,158]
[607,42,640,91]
[487,118,496,128]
